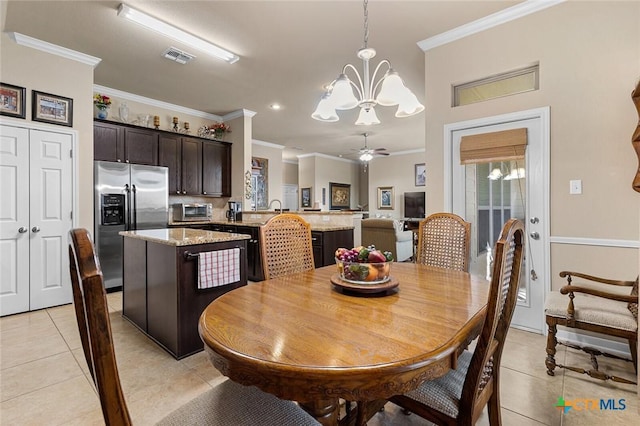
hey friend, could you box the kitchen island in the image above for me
[119,228,250,359]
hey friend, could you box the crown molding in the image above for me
[297,152,356,164]
[224,109,257,120]
[283,159,299,165]
[8,32,102,67]
[418,0,565,52]
[92,85,223,120]
[252,139,284,149]
[389,148,425,156]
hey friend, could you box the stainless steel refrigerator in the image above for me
[94,161,168,289]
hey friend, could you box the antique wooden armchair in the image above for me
[68,228,318,425]
[259,213,315,280]
[544,271,638,384]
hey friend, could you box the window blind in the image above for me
[459,128,527,164]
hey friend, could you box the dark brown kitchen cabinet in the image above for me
[202,141,231,197]
[235,225,264,281]
[311,229,354,267]
[94,121,124,162]
[93,120,158,165]
[158,135,202,196]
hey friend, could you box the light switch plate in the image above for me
[569,179,582,194]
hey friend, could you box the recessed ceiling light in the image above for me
[270,104,282,110]
[117,3,239,64]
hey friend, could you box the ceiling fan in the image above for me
[356,133,389,162]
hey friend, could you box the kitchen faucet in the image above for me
[268,199,283,214]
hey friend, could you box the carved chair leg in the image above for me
[545,318,558,376]
[629,338,638,374]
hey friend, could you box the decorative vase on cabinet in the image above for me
[96,104,109,120]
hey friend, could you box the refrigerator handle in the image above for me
[125,184,131,231]
[132,184,137,230]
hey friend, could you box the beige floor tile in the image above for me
[0,321,69,370]
[179,350,226,386]
[51,316,83,350]
[502,335,567,381]
[499,366,564,426]
[0,310,50,332]
[0,375,100,426]
[561,374,639,425]
[107,291,123,312]
[0,351,84,402]
[46,303,75,321]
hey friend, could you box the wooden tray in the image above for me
[330,274,399,294]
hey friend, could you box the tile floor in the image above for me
[0,291,637,425]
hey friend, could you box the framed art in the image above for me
[378,186,394,209]
[32,91,73,127]
[415,163,426,186]
[301,187,311,208]
[329,182,350,210]
[0,82,26,119]
[251,157,269,209]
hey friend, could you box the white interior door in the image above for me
[28,129,73,310]
[0,126,30,316]
[447,108,550,333]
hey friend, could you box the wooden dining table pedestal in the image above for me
[199,263,489,425]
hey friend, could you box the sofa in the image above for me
[360,218,414,262]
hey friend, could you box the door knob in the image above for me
[530,217,539,224]
[529,231,539,240]
[31,226,40,233]
[18,226,28,233]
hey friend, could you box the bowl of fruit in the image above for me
[335,245,394,284]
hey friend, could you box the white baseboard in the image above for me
[555,329,633,359]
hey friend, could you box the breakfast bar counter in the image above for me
[119,228,249,359]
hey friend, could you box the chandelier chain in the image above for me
[363,0,369,48]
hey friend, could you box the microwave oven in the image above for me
[173,203,213,222]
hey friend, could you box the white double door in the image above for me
[0,124,73,316]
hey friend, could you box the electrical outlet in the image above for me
[569,180,582,195]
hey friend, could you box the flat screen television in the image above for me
[404,191,426,219]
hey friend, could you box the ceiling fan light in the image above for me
[395,91,425,118]
[331,74,359,110]
[360,152,373,162]
[375,70,406,106]
[504,168,526,180]
[355,107,380,125]
[311,93,339,122]
[487,168,503,180]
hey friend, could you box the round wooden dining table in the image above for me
[198,262,489,426]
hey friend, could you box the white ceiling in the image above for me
[3,1,522,161]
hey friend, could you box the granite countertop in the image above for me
[168,220,353,232]
[119,228,250,246]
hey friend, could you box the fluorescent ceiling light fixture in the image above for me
[117,3,239,64]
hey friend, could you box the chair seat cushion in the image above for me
[157,379,319,425]
[545,291,638,332]
[401,350,472,419]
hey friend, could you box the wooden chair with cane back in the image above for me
[544,271,638,385]
[68,228,319,426]
[259,213,315,280]
[386,218,525,426]
[416,212,471,272]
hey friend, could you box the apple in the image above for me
[335,248,347,258]
[367,250,387,263]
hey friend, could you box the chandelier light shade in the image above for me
[311,0,424,125]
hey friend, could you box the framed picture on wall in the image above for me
[301,187,311,207]
[0,82,26,119]
[329,182,350,210]
[415,163,426,186]
[377,186,394,209]
[32,90,73,127]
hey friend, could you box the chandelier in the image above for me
[311,0,424,125]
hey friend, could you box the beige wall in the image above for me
[424,1,640,286]
[368,151,426,218]
[297,154,359,210]
[0,32,95,231]
[283,161,298,185]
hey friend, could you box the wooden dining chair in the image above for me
[387,218,524,426]
[68,228,319,426]
[259,213,315,280]
[416,212,471,271]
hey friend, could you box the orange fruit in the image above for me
[365,264,378,281]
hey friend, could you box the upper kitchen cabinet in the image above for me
[158,135,202,196]
[93,120,158,165]
[202,141,231,197]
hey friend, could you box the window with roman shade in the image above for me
[460,128,527,164]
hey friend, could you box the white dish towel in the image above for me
[197,248,240,289]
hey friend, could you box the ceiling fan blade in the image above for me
[376,152,390,156]
[372,148,387,152]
